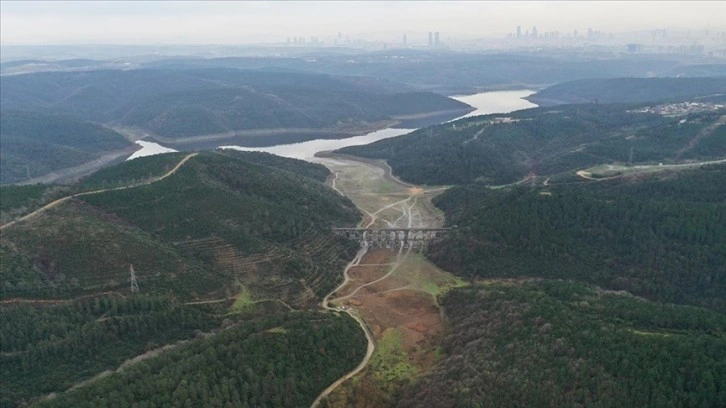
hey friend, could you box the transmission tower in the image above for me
[628,147,634,167]
[129,264,139,294]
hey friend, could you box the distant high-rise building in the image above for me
[516,26,521,39]
[627,43,643,53]
[532,26,538,39]
[434,32,440,46]
[403,34,407,45]
[428,32,433,47]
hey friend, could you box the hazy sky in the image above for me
[2,1,724,45]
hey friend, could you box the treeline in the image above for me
[34,311,366,408]
[338,103,725,185]
[398,281,726,408]
[428,164,726,311]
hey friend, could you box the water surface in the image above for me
[222,90,536,161]
[127,141,177,160]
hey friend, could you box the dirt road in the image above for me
[1,153,198,231]
[310,155,452,407]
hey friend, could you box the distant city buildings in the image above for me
[631,102,724,116]
[427,31,442,48]
[281,25,724,56]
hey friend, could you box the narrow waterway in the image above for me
[221,89,536,161]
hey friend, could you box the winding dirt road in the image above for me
[1,153,197,231]
[310,155,448,407]
[311,244,375,408]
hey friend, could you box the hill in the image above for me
[338,103,726,185]
[0,68,472,141]
[526,77,726,106]
[428,164,726,312]
[1,151,360,305]
[396,164,726,407]
[398,280,726,408]
[140,51,726,95]
[0,150,367,407]
[0,111,132,185]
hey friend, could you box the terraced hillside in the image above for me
[0,150,367,407]
[1,151,360,305]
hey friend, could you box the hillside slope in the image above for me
[0,151,367,407]
[1,151,360,305]
[338,103,726,185]
[526,77,726,106]
[429,164,726,311]
[399,281,726,408]
[0,68,472,139]
[0,111,132,184]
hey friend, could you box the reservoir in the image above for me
[222,89,537,161]
[130,90,537,161]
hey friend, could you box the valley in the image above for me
[1,71,725,407]
[312,154,464,407]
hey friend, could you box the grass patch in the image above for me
[393,253,466,297]
[369,328,417,387]
[230,285,255,313]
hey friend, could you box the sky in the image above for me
[1,1,725,45]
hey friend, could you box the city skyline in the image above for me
[2,1,725,45]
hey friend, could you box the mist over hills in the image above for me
[0,68,471,139]
[0,111,133,184]
[106,51,726,94]
[5,49,725,95]
[527,77,726,106]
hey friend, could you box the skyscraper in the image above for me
[428,32,433,47]
[434,32,440,47]
[516,26,521,39]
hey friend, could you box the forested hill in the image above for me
[398,281,726,408]
[338,103,726,185]
[527,77,726,106]
[1,150,359,305]
[428,164,726,312]
[1,150,367,407]
[0,68,471,138]
[0,111,132,184]
[140,51,726,95]
[394,164,726,407]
